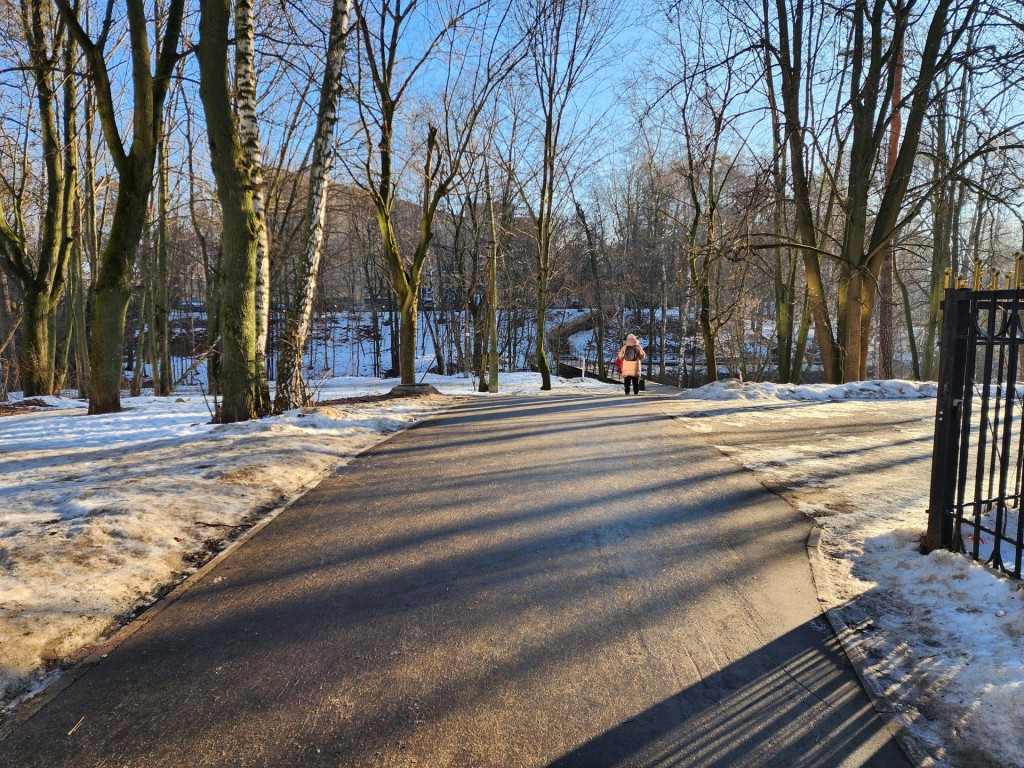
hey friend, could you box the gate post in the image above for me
[925,288,967,552]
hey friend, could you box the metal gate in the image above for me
[926,276,1024,578]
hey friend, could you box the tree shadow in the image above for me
[548,618,908,768]
[0,390,917,768]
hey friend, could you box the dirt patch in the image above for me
[210,465,266,486]
[0,398,54,417]
[317,392,404,406]
[318,391,469,408]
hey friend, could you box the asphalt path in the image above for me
[0,386,911,767]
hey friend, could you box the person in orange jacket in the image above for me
[616,334,646,395]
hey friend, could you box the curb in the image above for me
[0,397,464,744]
[806,526,937,768]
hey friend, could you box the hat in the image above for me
[626,334,637,343]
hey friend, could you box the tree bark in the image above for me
[199,0,261,423]
[878,48,902,380]
[0,0,74,396]
[534,276,550,386]
[275,0,352,412]
[56,0,185,413]
[234,0,271,412]
[154,117,173,395]
[20,292,51,395]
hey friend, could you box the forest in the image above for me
[1,0,1023,422]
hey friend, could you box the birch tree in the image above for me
[274,0,353,413]
[198,0,266,422]
[234,0,271,412]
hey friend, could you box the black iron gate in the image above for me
[927,279,1024,578]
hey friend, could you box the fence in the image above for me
[556,355,687,390]
[927,280,1024,578]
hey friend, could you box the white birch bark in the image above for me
[275,0,352,412]
[234,0,270,405]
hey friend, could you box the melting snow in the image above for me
[670,381,1023,767]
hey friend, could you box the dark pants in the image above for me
[624,376,640,394]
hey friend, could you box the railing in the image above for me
[555,355,619,384]
[556,355,688,390]
[927,285,1024,578]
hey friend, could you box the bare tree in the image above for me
[235,0,271,411]
[56,0,186,413]
[0,0,73,395]
[515,0,612,389]
[275,0,353,412]
[347,0,520,387]
[764,0,982,381]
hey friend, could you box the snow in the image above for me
[681,378,938,401]
[667,385,1024,768]
[0,373,618,716]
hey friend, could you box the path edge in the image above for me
[806,526,937,768]
[0,399,459,744]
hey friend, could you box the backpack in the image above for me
[624,345,640,362]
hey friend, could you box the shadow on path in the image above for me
[0,392,911,768]
[550,617,898,768]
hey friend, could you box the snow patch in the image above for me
[681,378,938,401]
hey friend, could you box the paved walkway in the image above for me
[0,387,911,767]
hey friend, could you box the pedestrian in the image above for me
[617,334,646,395]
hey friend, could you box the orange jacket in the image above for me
[617,343,646,377]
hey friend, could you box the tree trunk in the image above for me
[698,273,717,383]
[199,0,260,423]
[275,0,352,412]
[659,258,668,380]
[535,277,551,389]
[72,243,90,396]
[486,170,500,393]
[56,0,186,414]
[20,292,51,396]
[399,289,418,384]
[67,58,90,398]
[234,0,271,412]
[923,106,949,379]
[89,283,132,413]
[895,257,920,380]
[488,246,499,393]
[793,287,811,382]
[763,22,795,384]
[154,121,172,395]
[131,273,148,397]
